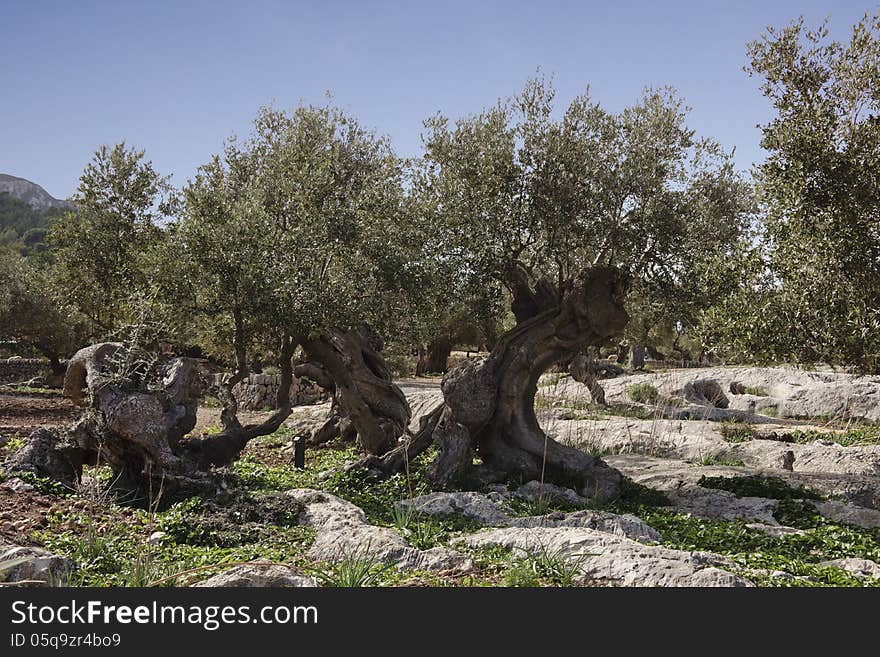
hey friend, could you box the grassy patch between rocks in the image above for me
[697,474,823,500]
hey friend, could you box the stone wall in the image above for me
[0,358,51,385]
[211,373,325,410]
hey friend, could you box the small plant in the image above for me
[306,549,393,587]
[628,382,659,404]
[503,542,594,587]
[2,434,26,453]
[502,559,542,586]
[743,386,768,396]
[720,422,759,443]
[391,505,446,549]
[763,405,779,417]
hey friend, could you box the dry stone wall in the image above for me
[212,373,325,410]
[0,358,51,384]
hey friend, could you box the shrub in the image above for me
[628,382,659,404]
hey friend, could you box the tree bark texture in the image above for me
[367,266,630,501]
[298,325,410,456]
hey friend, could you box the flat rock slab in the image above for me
[554,366,880,422]
[604,454,880,528]
[397,490,661,543]
[819,558,880,579]
[455,526,752,587]
[0,543,75,586]
[285,489,472,572]
[194,561,317,587]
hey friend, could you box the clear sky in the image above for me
[1,0,876,200]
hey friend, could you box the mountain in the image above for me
[0,173,73,212]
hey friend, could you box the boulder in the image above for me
[455,526,752,587]
[285,489,472,572]
[0,544,75,586]
[194,561,317,587]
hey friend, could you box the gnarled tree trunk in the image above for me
[365,265,630,501]
[298,325,410,456]
[7,333,297,508]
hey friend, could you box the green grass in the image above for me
[692,454,747,467]
[785,427,880,447]
[697,474,823,500]
[719,421,760,443]
[622,506,880,587]
[305,550,394,587]
[628,382,659,404]
[37,493,316,587]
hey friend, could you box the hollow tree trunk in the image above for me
[365,265,630,501]
[299,325,410,456]
[424,335,452,374]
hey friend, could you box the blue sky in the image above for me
[1,0,876,199]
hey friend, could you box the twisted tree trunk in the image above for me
[298,325,410,455]
[7,332,297,508]
[365,265,630,501]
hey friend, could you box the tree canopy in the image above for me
[703,11,880,371]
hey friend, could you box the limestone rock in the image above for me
[285,489,472,572]
[395,490,661,543]
[455,526,751,587]
[194,561,317,587]
[514,480,587,507]
[396,491,513,526]
[819,558,880,579]
[0,544,75,586]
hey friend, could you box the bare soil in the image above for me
[0,390,78,443]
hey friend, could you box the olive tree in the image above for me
[367,78,751,498]
[49,143,171,333]
[0,249,89,376]
[174,103,425,458]
[703,13,880,371]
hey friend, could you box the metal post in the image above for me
[293,435,305,469]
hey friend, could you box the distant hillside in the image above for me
[0,189,70,257]
[0,174,73,212]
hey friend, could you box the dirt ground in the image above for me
[0,389,78,441]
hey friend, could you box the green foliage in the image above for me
[693,454,746,467]
[305,551,394,587]
[49,143,171,332]
[230,444,358,492]
[786,427,880,447]
[627,382,659,404]
[39,502,315,587]
[697,474,823,500]
[12,470,71,495]
[169,102,430,365]
[719,421,760,443]
[0,192,64,257]
[707,12,880,371]
[0,249,90,361]
[630,505,880,585]
[158,492,302,548]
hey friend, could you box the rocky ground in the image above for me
[1,366,879,588]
